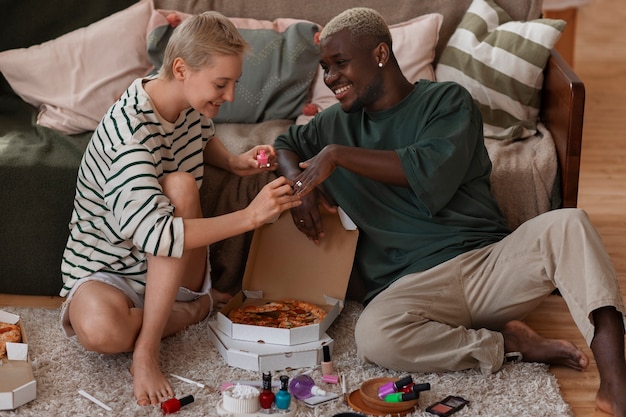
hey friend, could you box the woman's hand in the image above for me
[245,176,301,227]
[230,145,278,176]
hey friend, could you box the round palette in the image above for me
[360,377,419,412]
[347,390,418,417]
[346,377,419,416]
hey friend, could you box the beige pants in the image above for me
[355,208,626,374]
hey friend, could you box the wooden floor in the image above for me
[0,1,623,416]
[525,0,626,415]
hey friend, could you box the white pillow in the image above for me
[435,0,565,140]
[296,13,443,125]
[0,0,154,134]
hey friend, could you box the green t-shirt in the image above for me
[275,81,511,302]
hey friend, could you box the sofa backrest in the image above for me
[0,0,137,52]
[154,0,543,63]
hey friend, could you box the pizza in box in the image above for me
[0,322,22,357]
[228,299,327,329]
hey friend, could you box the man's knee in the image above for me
[546,208,588,227]
[536,208,595,241]
[354,310,389,364]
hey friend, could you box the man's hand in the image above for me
[275,147,337,242]
[292,145,338,197]
[289,188,337,243]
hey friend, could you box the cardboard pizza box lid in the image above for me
[242,208,357,304]
[217,209,358,345]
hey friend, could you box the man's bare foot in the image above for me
[596,379,626,417]
[130,349,173,405]
[589,306,626,417]
[502,320,589,371]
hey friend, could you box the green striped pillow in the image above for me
[435,0,565,140]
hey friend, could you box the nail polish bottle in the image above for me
[257,149,269,167]
[259,371,275,412]
[321,345,335,376]
[384,391,419,403]
[288,374,327,400]
[161,395,194,414]
[378,375,413,399]
[400,382,431,395]
[275,375,291,411]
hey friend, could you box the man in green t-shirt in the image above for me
[274,7,626,416]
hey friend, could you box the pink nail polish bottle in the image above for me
[257,149,269,167]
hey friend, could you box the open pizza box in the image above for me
[208,321,334,372]
[0,310,37,410]
[216,208,358,346]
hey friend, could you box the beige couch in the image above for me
[152,0,584,295]
[0,0,583,297]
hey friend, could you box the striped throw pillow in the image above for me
[435,0,565,140]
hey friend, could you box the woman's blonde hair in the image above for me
[159,11,249,79]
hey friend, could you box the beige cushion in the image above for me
[0,0,154,134]
[435,0,565,140]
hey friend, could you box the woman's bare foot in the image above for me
[502,320,589,371]
[130,349,174,406]
[163,292,226,338]
[211,288,232,311]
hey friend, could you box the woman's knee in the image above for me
[75,313,139,353]
[68,282,141,353]
[160,172,201,217]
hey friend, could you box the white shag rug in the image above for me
[1,302,573,417]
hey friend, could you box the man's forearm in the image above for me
[323,145,409,187]
[275,149,303,179]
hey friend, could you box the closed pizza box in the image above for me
[208,321,334,372]
[0,310,37,410]
[217,208,358,346]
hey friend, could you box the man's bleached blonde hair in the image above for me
[159,11,249,79]
[319,7,392,47]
